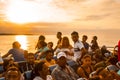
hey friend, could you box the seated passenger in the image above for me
[51,52,79,80]
[44,50,56,67]
[2,41,25,62]
[32,61,53,80]
[5,66,24,80]
[77,54,94,79]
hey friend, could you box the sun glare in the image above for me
[5,0,40,24]
[15,35,28,50]
[4,0,72,24]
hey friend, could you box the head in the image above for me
[82,54,92,66]
[57,32,62,39]
[47,42,53,49]
[82,35,88,42]
[113,45,118,56]
[107,56,118,65]
[45,50,53,61]
[12,41,21,48]
[71,31,79,43]
[57,52,67,68]
[101,45,107,50]
[5,67,21,80]
[34,62,50,77]
[37,40,46,48]
[93,36,97,41]
[39,35,45,41]
[61,36,70,47]
[27,53,35,64]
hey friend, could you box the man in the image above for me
[54,32,62,51]
[82,35,89,51]
[2,41,25,62]
[5,67,23,80]
[51,52,79,80]
[71,31,86,61]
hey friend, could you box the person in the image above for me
[2,41,25,62]
[90,36,99,52]
[35,41,49,60]
[82,35,89,51]
[54,36,73,60]
[54,32,62,51]
[5,66,24,80]
[118,40,120,61]
[23,53,36,72]
[35,35,47,50]
[51,52,79,80]
[113,45,118,58]
[77,54,94,79]
[32,61,53,80]
[100,45,111,59]
[71,31,86,62]
[47,42,54,54]
[44,50,56,67]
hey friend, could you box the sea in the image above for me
[0,29,120,56]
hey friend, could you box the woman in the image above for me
[54,36,73,60]
[77,54,94,79]
[32,61,53,80]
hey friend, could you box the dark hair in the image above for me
[39,35,45,41]
[34,62,45,76]
[71,31,79,36]
[83,35,88,39]
[93,36,97,40]
[57,32,62,35]
[38,40,47,47]
[82,54,91,59]
[107,56,118,65]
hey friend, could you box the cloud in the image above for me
[74,13,112,21]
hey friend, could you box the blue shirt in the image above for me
[8,48,25,62]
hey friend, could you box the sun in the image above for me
[5,0,40,24]
[4,0,72,24]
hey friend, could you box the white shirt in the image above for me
[73,40,84,61]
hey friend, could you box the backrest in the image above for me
[24,70,32,80]
[0,65,4,73]
[18,61,27,73]
[0,77,5,80]
[49,65,57,73]
[67,60,79,72]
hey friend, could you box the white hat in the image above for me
[57,52,66,59]
[116,61,120,69]
[115,47,118,51]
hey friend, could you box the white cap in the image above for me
[57,52,66,59]
[116,61,120,69]
[115,47,118,51]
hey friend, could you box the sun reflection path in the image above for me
[15,35,28,50]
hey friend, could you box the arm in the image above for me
[77,67,87,78]
[2,53,10,58]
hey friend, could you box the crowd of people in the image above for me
[0,31,120,80]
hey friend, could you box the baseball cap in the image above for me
[57,52,66,59]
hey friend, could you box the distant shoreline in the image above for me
[0,33,35,35]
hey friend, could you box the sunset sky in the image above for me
[0,0,120,34]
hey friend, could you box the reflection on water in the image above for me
[15,35,28,50]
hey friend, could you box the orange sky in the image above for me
[0,0,120,34]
